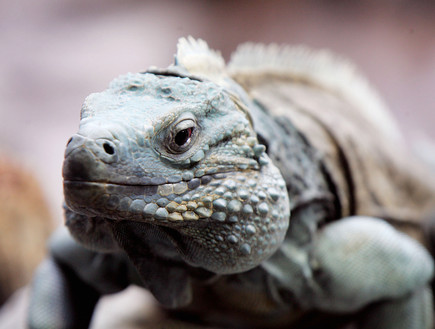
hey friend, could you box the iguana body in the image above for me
[28,38,435,329]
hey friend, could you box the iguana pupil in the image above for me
[103,142,115,155]
[174,127,193,147]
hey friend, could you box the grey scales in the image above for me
[28,37,435,329]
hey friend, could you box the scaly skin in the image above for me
[28,38,435,329]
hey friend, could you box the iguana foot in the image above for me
[310,217,433,328]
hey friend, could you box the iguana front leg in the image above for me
[28,227,131,329]
[28,257,100,329]
[306,217,433,328]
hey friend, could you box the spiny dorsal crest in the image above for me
[176,37,227,83]
[228,43,402,141]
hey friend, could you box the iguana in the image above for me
[28,37,435,329]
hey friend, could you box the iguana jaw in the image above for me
[63,171,245,223]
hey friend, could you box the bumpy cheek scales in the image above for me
[177,163,289,273]
[77,165,288,266]
[71,167,285,228]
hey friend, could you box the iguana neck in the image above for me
[248,99,338,222]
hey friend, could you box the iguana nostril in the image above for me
[103,142,115,155]
[66,137,73,147]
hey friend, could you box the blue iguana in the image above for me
[28,37,435,329]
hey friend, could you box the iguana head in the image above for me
[63,37,290,274]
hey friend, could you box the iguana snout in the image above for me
[64,134,118,182]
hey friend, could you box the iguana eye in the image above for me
[168,118,197,153]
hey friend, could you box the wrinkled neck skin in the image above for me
[63,71,290,276]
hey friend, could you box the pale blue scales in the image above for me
[213,199,227,211]
[211,212,226,222]
[227,200,242,212]
[242,204,254,214]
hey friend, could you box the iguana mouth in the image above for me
[63,180,159,194]
[63,172,227,196]
[63,173,231,222]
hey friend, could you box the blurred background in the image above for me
[0,0,435,327]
